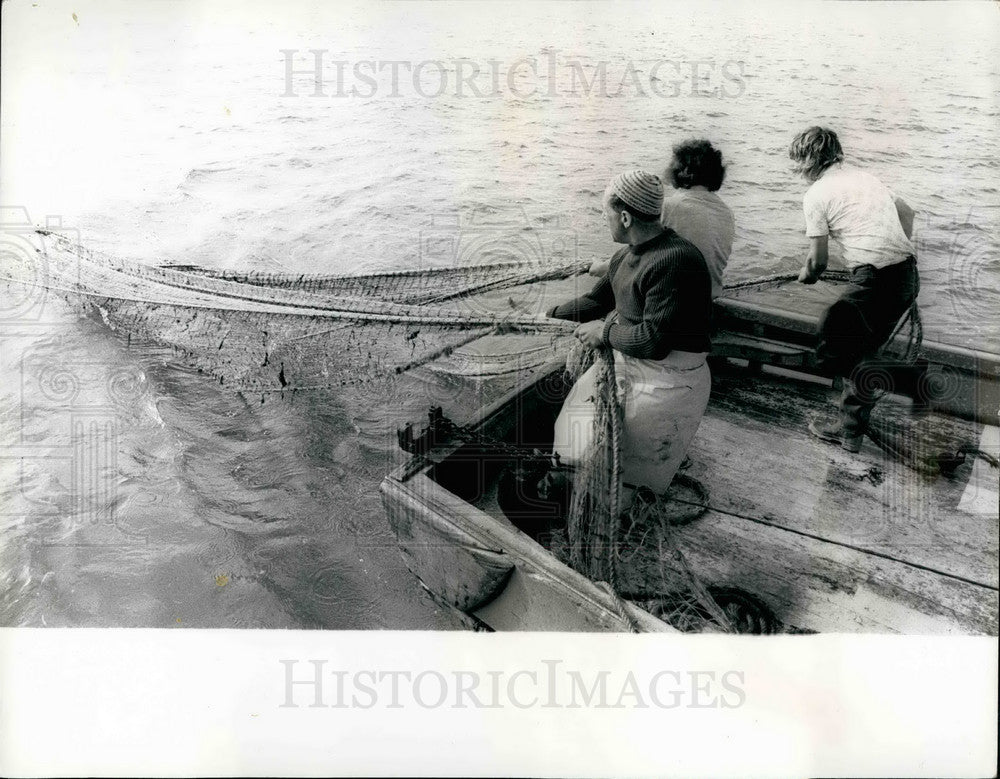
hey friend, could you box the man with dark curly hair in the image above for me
[789,126,920,452]
[661,139,735,299]
[590,140,734,300]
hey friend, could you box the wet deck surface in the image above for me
[701,366,996,588]
[675,365,998,633]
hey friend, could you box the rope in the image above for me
[878,300,923,365]
[604,350,624,588]
[594,582,642,633]
[633,491,733,632]
[720,269,852,296]
[860,300,935,473]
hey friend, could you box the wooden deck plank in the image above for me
[614,506,998,634]
[686,369,998,589]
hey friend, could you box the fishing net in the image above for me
[7,231,585,394]
[562,344,621,584]
[558,343,747,633]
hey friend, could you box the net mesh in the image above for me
[13,231,584,393]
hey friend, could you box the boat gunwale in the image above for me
[380,472,674,632]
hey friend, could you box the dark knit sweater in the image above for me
[547,229,712,359]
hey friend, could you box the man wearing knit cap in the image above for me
[547,169,713,496]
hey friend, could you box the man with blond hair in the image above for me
[789,126,920,452]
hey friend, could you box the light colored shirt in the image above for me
[802,164,914,270]
[660,188,735,299]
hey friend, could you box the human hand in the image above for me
[574,320,606,348]
[589,259,610,277]
[797,266,818,285]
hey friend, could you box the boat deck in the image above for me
[389,271,999,633]
[656,364,996,633]
[437,360,998,633]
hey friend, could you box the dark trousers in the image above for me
[816,257,920,435]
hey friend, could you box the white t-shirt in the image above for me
[660,188,735,299]
[802,165,914,270]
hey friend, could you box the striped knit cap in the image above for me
[607,169,663,217]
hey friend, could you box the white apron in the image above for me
[552,350,711,494]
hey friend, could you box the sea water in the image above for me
[1,0,997,627]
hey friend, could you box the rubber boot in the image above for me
[838,379,875,451]
[807,379,870,453]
